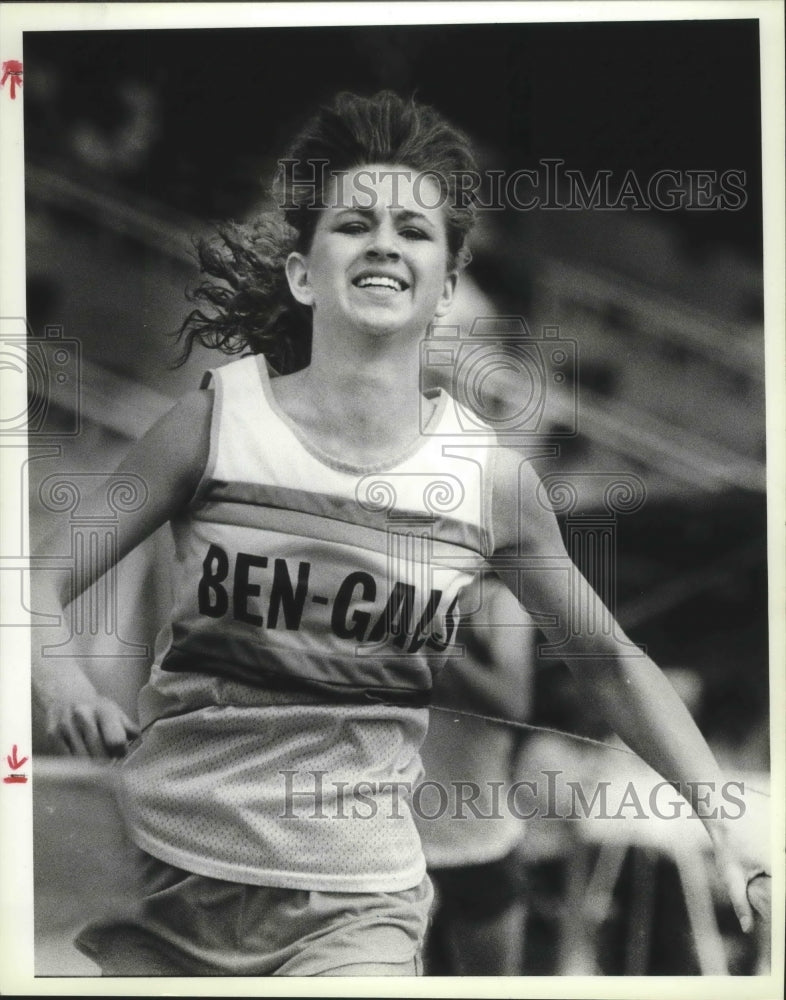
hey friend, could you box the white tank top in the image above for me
[119,355,496,891]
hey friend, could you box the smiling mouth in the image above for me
[353,274,410,292]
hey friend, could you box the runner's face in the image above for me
[286,164,457,337]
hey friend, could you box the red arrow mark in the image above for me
[7,745,28,770]
[1,60,23,100]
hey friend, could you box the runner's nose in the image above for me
[366,245,401,261]
[365,219,401,260]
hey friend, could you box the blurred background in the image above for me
[22,18,770,978]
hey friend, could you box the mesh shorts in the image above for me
[75,850,433,977]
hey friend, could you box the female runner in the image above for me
[32,90,761,976]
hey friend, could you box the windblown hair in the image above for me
[176,91,479,374]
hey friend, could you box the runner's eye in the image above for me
[336,221,369,235]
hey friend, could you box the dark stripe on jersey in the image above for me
[195,481,491,557]
[190,501,486,578]
[161,630,434,706]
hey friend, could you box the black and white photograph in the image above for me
[0,2,783,995]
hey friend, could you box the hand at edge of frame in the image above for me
[34,660,140,759]
[46,694,140,758]
[708,820,770,934]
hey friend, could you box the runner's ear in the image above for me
[285,252,314,307]
[433,269,458,318]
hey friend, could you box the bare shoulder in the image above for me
[33,388,216,565]
[150,386,212,448]
[491,446,561,555]
[120,387,213,502]
[165,386,214,436]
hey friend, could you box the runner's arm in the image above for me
[32,388,213,757]
[489,447,760,932]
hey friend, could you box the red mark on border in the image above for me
[7,745,27,769]
[4,744,28,783]
[1,60,23,100]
